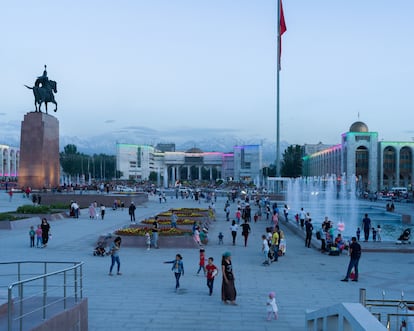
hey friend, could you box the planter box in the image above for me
[98,234,200,249]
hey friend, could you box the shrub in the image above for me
[16,205,51,214]
[48,202,70,210]
[0,213,25,221]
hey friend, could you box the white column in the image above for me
[209,167,213,180]
[198,166,202,180]
[176,166,181,181]
[379,147,384,191]
[395,147,400,187]
[171,166,176,185]
[163,167,168,188]
[187,165,191,180]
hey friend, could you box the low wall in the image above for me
[306,302,387,331]
[38,192,148,208]
[31,298,88,331]
[0,213,67,230]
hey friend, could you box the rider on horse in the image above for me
[25,65,58,113]
[36,65,50,88]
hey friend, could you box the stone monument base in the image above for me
[19,112,60,189]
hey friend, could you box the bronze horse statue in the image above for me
[25,77,58,114]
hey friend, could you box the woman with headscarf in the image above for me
[221,251,237,305]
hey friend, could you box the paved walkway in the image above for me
[0,192,413,330]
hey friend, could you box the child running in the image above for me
[197,248,206,275]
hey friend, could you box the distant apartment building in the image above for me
[116,144,155,181]
[116,143,262,187]
[302,121,414,192]
[0,144,19,180]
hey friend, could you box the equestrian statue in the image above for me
[25,65,58,113]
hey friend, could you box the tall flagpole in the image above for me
[276,0,281,178]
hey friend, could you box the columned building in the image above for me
[302,122,414,192]
[0,144,19,180]
[116,143,262,187]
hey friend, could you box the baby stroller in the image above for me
[396,228,411,245]
[93,241,108,256]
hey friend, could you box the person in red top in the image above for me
[197,248,206,275]
[205,257,218,296]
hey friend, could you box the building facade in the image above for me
[116,143,262,187]
[302,121,414,192]
[0,144,19,180]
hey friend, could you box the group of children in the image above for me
[356,224,382,242]
[163,248,279,320]
[29,224,43,248]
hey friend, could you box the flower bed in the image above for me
[115,227,192,236]
[140,218,194,225]
[104,207,212,248]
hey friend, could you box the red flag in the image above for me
[278,0,287,70]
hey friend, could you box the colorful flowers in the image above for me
[115,227,192,236]
[113,208,211,237]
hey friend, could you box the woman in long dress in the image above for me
[221,251,237,305]
[89,203,96,219]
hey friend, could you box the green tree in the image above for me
[60,145,117,180]
[60,144,83,176]
[262,165,277,177]
[148,171,158,182]
[280,145,303,177]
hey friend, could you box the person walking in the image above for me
[240,219,251,247]
[40,218,50,248]
[362,213,371,242]
[341,237,362,282]
[152,218,159,248]
[221,252,237,305]
[266,292,279,321]
[196,248,206,275]
[100,204,106,220]
[109,236,122,276]
[230,220,238,246]
[299,208,306,228]
[305,218,314,248]
[170,211,177,228]
[206,257,218,296]
[164,254,184,292]
[128,202,136,223]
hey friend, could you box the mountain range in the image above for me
[2,125,289,166]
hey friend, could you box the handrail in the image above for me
[2,261,84,331]
[359,288,414,330]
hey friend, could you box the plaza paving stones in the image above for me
[0,193,413,330]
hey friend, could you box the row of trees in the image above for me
[60,144,122,181]
[60,144,304,182]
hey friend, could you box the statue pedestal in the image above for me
[19,112,60,189]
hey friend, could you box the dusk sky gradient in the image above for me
[1,0,414,150]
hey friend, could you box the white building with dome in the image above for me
[116,143,262,187]
[302,121,414,192]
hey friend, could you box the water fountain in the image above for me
[285,174,403,240]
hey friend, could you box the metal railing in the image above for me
[0,261,84,331]
[360,288,414,330]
